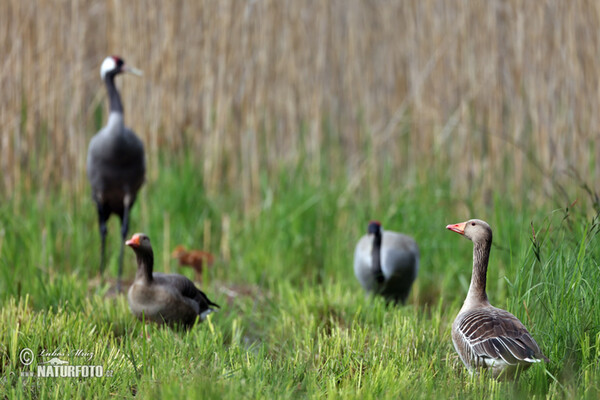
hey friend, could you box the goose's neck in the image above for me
[104,74,124,114]
[465,239,491,305]
[371,231,384,281]
[134,249,153,284]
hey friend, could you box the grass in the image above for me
[0,154,599,399]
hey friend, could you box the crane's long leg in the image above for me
[117,198,132,293]
[96,204,109,277]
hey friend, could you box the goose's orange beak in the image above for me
[446,222,467,235]
[126,234,141,247]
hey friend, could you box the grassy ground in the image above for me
[0,154,598,399]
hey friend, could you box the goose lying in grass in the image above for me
[446,219,549,379]
[353,221,419,304]
[126,233,219,328]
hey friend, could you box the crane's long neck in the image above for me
[134,248,153,284]
[465,238,491,305]
[104,74,124,114]
[371,231,384,282]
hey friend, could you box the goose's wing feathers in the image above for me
[153,273,220,310]
[456,307,548,365]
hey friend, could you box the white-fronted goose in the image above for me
[446,219,549,378]
[126,233,219,328]
[353,221,419,303]
[87,56,145,292]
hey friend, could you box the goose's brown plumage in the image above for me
[126,233,219,328]
[447,219,548,379]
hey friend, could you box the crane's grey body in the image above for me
[87,56,145,292]
[354,223,419,303]
[87,113,145,213]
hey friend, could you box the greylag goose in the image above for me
[446,219,549,378]
[126,233,219,327]
[353,221,419,303]
[87,56,145,293]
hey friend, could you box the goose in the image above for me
[353,221,419,303]
[87,56,145,292]
[446,219,549,379]
[126,233,219,328]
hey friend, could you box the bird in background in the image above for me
[353,220,419,304]
[446,219,549,379]
[87,56,145,292]
[126,233,220,328]
[171,245,215,282]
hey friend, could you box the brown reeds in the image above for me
[1,1,598,209]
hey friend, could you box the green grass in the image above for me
[0,154,599,399]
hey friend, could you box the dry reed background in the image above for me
[1,0,599,211]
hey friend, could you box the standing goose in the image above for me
[87,56,145,292]
[446,219,549,379]
[126,233,220,328]
[353,221,419,304]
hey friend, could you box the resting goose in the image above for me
[353,221,419,303]
[446,219,549,379]
[126,233,219,328]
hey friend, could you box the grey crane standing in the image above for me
[87,56,145,292]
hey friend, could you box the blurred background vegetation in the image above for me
[1,0,598,213]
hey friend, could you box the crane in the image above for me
[87,56,145,292]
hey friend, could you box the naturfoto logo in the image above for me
[19,348,111,378]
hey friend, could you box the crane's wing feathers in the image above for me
[87,126,145,210]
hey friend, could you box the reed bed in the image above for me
[1,0,599,211]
